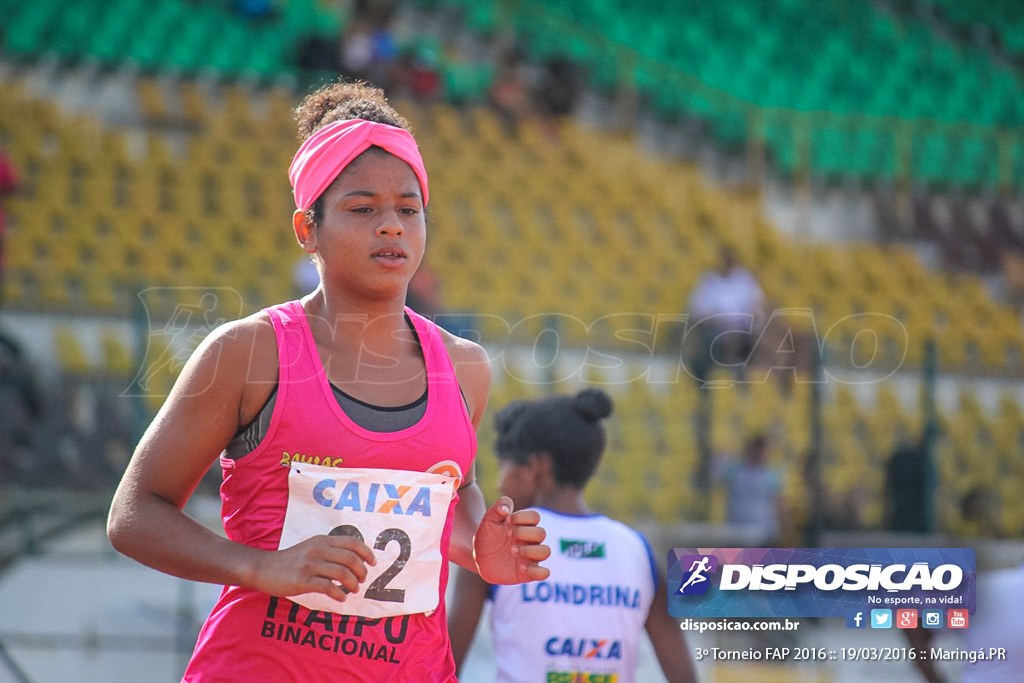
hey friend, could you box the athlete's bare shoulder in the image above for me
[437,326,492,427]
[180,309,278,425]
[438,327,488,364]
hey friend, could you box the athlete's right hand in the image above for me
[250,535,377,602]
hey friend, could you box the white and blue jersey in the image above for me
[489,509,658,683]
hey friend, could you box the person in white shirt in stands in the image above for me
[686,246,766,384]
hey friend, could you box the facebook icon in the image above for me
[846,610,867,629]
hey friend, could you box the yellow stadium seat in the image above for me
[55,327,91,375]
[101,329,136,376]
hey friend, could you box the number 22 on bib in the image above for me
[278,464,455,618]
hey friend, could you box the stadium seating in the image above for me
[3,70,1022,371]
[4,0,1024,192]
[2,2,1023,538]
[4,74,1019,342]
[928,0,1024,59]
[416,0,1024,191]
[0,0,342,80]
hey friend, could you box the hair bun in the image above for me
[293,79,410,140]
[573,388,613,422]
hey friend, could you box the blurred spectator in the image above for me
[391,45,443,104]
[0,335,42,486]
[487,49,533,134]
[824,481,869,532]
[685,246,766,384]
[0,148,20,312]
[339,3,398,89]
[716,434,787,545]
[339,16,375,80]
[535,57,581,118]
[950,486,1004,538]
[232,0,277,20]
[296,34,342,75]
[884,435,935,533]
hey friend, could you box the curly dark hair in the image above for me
[292,79,414,225]
[493,388,614,489]
[293,79,411,140]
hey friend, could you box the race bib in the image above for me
[278,464,455,618]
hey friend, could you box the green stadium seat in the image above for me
[498,0,1024,190]
[1,0,340,82]
[3,1,52,57]
[441,63,493,104]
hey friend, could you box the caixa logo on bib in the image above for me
[667,548,976,619]
[312,479,434,517]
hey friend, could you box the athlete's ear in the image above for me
[293,210,317,253]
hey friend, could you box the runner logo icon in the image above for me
[676,555,718,595]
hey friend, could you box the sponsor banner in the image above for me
[667,548,975,618]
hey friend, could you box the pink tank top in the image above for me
[183,301,476,682]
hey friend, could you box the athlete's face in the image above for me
[296,148,426,301]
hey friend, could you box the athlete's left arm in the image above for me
[646,569,699,683]
[443,332,550,583]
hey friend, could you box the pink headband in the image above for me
[288,119,429,212]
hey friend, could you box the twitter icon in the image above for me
[871,609,892,629]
